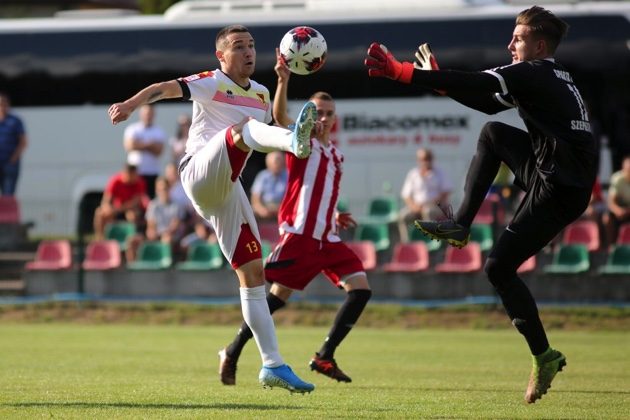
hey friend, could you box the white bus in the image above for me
[1,0,628,236]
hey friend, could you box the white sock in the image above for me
[241,120,292,153]
[240,286,284,368]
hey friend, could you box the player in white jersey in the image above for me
[219,50,372,385]
[108,24,316,394]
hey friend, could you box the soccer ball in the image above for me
[279,26,327,75]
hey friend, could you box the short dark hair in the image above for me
[215,24,250,50]
[516,6,569,54]
[309,91,334,102]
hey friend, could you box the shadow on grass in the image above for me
[349,385,630,395]
[4,402,302,411]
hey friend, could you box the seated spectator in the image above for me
[398,148,452,241]
[583,177,605,218]
[179,215,218,256]
[251,151,287,222]
[93,163,147,239]
[169,114,191,164]
[603,155,630,244]
[126,177,186,262]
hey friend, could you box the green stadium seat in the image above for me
[543,244,589,274]
[354,223,391,252]
[127,241,172,270]
[176,242,224,271]
[336,197,349,213]
[470,223,494,252]
[599,245,630,275]
[359,196,399,224]
[104,221,136,251]
[261,240,274,261]
[408,224,442,251]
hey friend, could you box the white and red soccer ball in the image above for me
[279,26,327,75]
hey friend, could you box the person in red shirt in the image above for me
[93,163,147,239]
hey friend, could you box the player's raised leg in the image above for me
[238,101,316,158]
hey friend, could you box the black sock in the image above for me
[318,289,372,360]
[225,293,286,359]
[495,277,549,355]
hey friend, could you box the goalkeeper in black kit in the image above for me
[365,5,596,404]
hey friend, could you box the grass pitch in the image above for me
[0,324,628,419]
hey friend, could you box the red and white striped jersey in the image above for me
[278,139,344,242]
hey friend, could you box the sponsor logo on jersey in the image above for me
[182,70,214,83]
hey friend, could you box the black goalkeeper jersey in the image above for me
[410,59,597,188]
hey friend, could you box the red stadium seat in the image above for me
[473,195,504,225]
[345,241,377,271]
[383,242,429,272]
[0,196,20,224]
[82,240,121,270]
[617,223,630,245]
[25,240,72,270]
[435,243,482,273]
[517,255,537,274]
[562,220,600,252]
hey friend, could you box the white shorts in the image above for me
[179,127,261,264]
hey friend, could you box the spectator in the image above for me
[123,104,167,199]
[126,177,186,262]
[603,155,630,244]
[169,113,191,164]
[251,151,287,222]
[164,161,191,212]
[93,163,147,239]
[179,215,217,257]
[0,92,28,196]
[398,148,453,241]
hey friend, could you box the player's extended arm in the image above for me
[109,80,183,125]
[272,48,294,129]
[365,43,509,114]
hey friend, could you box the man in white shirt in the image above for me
[123,104,166,198]
[398,148,452,241]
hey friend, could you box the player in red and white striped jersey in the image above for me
[220,50,372,385]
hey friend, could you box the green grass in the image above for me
[0,325,629,419]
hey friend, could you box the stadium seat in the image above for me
[176,242,224,271]
[366,196,399,223]
[0,196,20,224]
[543,244,590,274]
[383,242,429,272]
[261,240,274,261]
[257,222,280,244]
[616,223,630,245]
[562,220,600,252]
[470,223,494,252]
[336,197,349,213]
[345,241,377,271]
[104,221,136,251]
[127,241,172,270]
[599,245,630,275]
[408,225,442,251]
[435,243,482,273]
[517,255,537,274]
[473,195,504,225]
[354,223,390,252]
[25,240,72,270]
[82,240,121,270]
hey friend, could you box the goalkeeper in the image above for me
[365,5,596,404]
